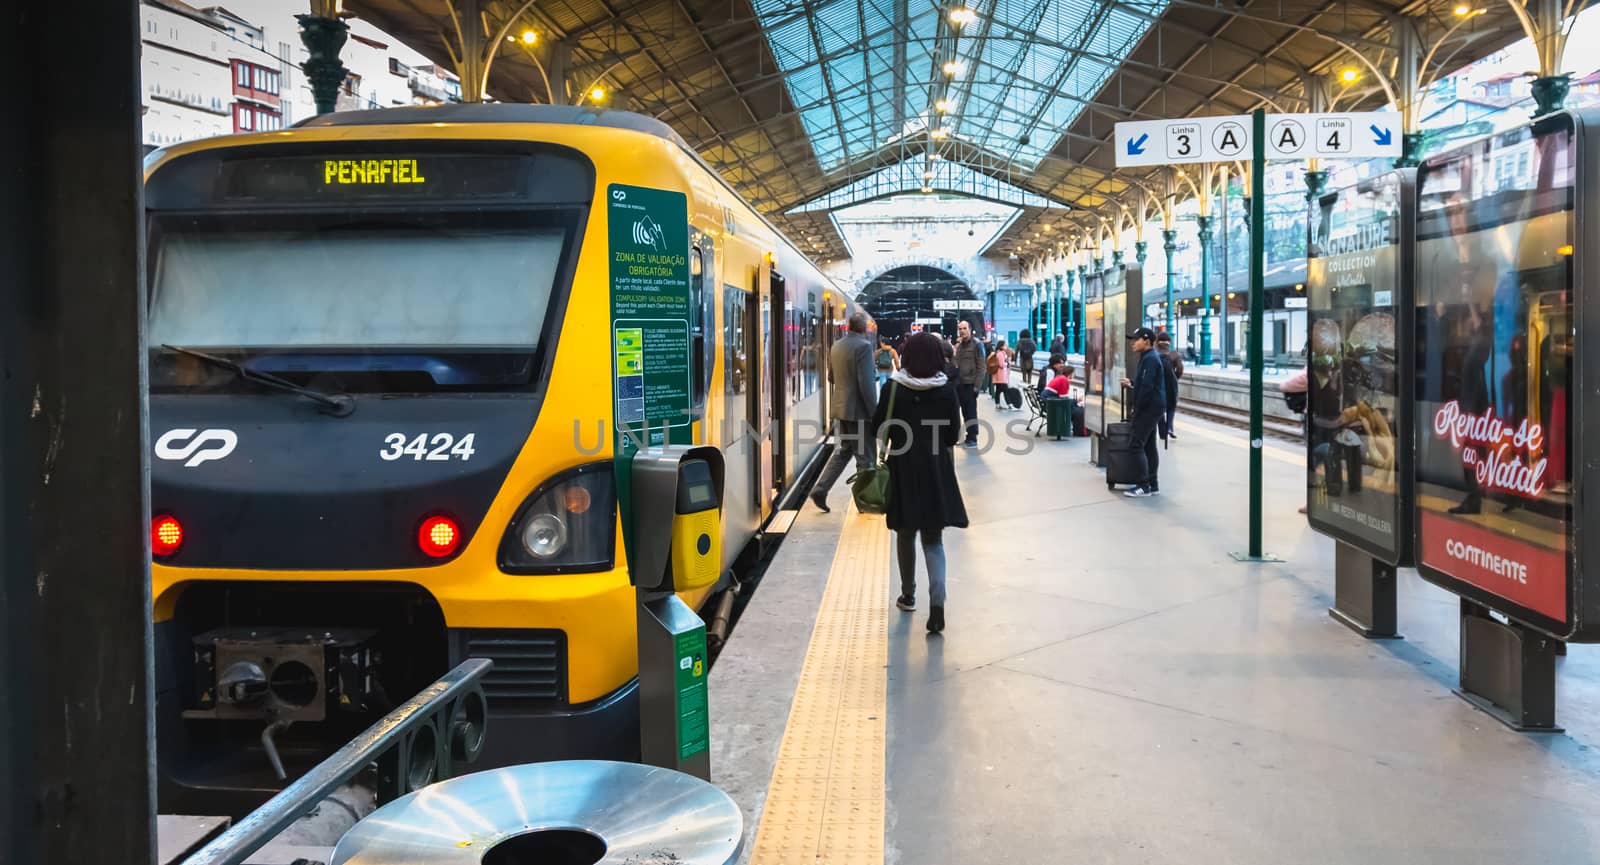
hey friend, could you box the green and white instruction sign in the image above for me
[674,627,709,760]
[607,183,692,451]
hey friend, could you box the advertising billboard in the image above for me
[1102,265,1127,430]
[1305,169,1415,564]
[1084,272,1105,435]
[1414,116,1579,638]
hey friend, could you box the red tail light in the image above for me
[418,515,461,558]
[152,515,184,557]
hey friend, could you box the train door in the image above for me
[724,286,758,534]
[768,271,788,493]
[747,275,770,518]
[821,298,837,432]
[690,237,715,440]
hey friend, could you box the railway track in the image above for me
[1177,396,1304,441]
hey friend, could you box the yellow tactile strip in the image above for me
[749,504,889,865]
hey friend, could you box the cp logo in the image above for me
[155,428,238,467]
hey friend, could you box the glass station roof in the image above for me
[788,158,1059,213]
[751,0,1169,172]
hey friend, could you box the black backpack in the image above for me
[1283,390,1308,414]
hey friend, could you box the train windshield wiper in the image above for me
[163,345,355,417]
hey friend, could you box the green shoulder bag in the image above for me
[846,382,897,515]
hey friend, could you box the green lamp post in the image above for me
[1161,229,1177,341]
[1195,215,1213,364]
[297,8,350,115]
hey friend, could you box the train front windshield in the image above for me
[148,210,576,391]
[145,145,593,393]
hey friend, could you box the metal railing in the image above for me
[183,658,493,865]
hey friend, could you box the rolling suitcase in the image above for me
[1104,387,1145,489]
[1005,386,1023,410]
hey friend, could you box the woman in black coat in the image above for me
[872,332,969,633]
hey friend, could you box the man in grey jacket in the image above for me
[952,319,987,447]
[812,312,880,512]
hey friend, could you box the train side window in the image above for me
[724,287,746,396]
[690,246,706,410]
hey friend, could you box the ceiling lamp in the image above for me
[935,98,954,113]
[519,29,538,44]
[942,60,966,78]
[1339,67,1359,84]
[930,127,949,140]
[949,7,977,25]
[922,170,934,179]
[589,86,607,102]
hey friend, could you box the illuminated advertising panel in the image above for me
[1102,266,1127,429]
[1305,170,1415,564]
[1414,117,1576,636]
[1084,272,1105,435]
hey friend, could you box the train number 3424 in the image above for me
[380,433,477,462]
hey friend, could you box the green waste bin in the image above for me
[1045,397,1076,440]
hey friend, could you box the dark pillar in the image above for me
[297,13,350,114]
[1,3,155,865]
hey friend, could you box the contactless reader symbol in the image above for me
[632,215,665,250]
[611,188,626,200]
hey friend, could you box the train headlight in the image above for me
[521,514,568,559]
[499,462,616,574]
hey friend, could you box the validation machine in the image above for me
[1305,169,1416,638]
[626,445,724,778]
[1413,110,1600,730]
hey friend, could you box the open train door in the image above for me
[767,271,788,501]
[747,270,773,519]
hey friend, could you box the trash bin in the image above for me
[330,760,742,865]
[1045,397,1077,440]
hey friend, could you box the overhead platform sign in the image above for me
[932,299,985,310]
[1114,112,1402,167]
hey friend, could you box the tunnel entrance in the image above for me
[856,265,982,343]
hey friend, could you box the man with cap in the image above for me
[1119,326,1167,497]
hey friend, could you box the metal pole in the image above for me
[1163,228,1177,341]
[2,3,154,862]
[1247,109,1268,558]
[1220,176,1230,369]
[1066,270,1077,353]
[1195,216,1213,364]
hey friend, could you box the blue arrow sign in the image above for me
[1370,125,1393,147]
[1127,133,1148,157]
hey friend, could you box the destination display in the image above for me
[1414,119,1576,636]
[1304,170,1413,563]
[219,153,527,201]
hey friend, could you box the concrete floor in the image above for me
[713,395,1600,865]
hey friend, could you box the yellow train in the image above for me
[143,104,868,812]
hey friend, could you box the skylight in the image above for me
[787,159,1063,213]
[752,0,1169,172]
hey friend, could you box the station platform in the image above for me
[710,398,1600,864]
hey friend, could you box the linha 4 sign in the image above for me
[1114,112,1402,167]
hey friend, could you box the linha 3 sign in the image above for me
[1114,112,1402,167]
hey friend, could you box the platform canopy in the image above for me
[345,0,1532,261]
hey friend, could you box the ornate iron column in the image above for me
[1162,229,1177,341]
[1065,269,1077,354]
[296,10,349,115]
[1195,215,1213,364]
